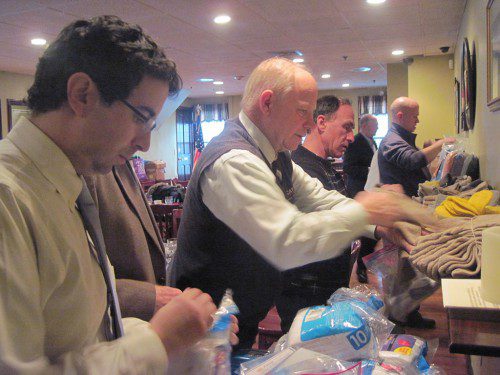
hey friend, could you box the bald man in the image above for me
[378,97,454,197]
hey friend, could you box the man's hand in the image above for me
[355,191,411,228]
[154,285,182,313]
[150,288,217,355]
[230,315,239,346]
[375,226,414,253]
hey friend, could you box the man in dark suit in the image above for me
[85,163,182,321]
[343,114,379,198]
[343,114,379,283]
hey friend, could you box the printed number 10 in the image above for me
[348,330,368,350]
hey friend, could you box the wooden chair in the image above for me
[172,208,183,238]
[150,204,177,241]
[257,306,282,350]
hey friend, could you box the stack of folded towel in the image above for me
[409,215,500,279]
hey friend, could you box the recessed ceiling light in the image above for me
[197,78,214,82]
[367,0,386,4]
[392,49,405,56]
[214,15,231,24]
[321,73,331,79]
[215,91,224,95]
[31,38,46,46]
[353,67,371,72]
[213,81,224,85]
[292,58,304,63]
[342,83,350,88]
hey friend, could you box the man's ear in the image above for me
[396,111,403,121]
[316,115,327,133]
[66,72,99,117]
[258,90,274,116]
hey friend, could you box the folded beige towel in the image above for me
[409,214,500,279]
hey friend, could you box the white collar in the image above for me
[239,111,278,163]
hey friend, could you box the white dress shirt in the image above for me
[0,117,167,373]
[201,112,375,270]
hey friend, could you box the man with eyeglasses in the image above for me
[170,58,430,348]
[0,16,218,373]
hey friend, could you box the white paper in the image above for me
[442,278,500,309]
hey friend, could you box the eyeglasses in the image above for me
[120,99,157,132]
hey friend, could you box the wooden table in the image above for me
[447,312,500,357]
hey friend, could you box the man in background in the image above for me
[171,58,430,348]
[378,97,454,197]
[344,114,379,198]
[86,163,182,321]
[276,95,356,332]
[343,113,379,283]
[378,96,455,328]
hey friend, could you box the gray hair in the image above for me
[241,57,311,111]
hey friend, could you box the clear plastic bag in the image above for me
[167,289,238,375]
[282,297,394,361]
[363,245,439,322]
[327,285,386,316]
[378,334,442,375]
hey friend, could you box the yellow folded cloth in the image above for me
[435,190,494,218]
[484,206,500,215]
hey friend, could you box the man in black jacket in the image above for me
[343,114,379,283]
[343,114,379,198]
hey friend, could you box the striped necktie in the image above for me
[77,179,124,340]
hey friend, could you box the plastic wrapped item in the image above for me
[242,355,407,375]
[379,334,441,375]
[131,156,148,180]
[231,349,268,375]
[274,358,381,374]
[168,289,238,375]
[327,285,386,315]
[283,299,393,361]
[240,347,333,374]
[363,245,439,322]
[380,334,427,366]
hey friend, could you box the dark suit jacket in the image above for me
[85,163,166,321]
[343,133,375,198]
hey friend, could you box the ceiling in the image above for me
[0,0,466,98]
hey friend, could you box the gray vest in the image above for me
[170,118,293,322]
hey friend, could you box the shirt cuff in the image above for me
[122,318,168,372]
[364,225,377,240]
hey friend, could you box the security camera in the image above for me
[439,46,450,53]
[402,57,414,65]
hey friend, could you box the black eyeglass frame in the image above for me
[120,99,157,132]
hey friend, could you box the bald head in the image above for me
[240,57,318,152]
[390,96,420,132]
[241,57,312,112]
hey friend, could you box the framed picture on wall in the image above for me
[487,0,500,111]
[454,78,461,133]
[460,38,477,132]
[7,99,31,132]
